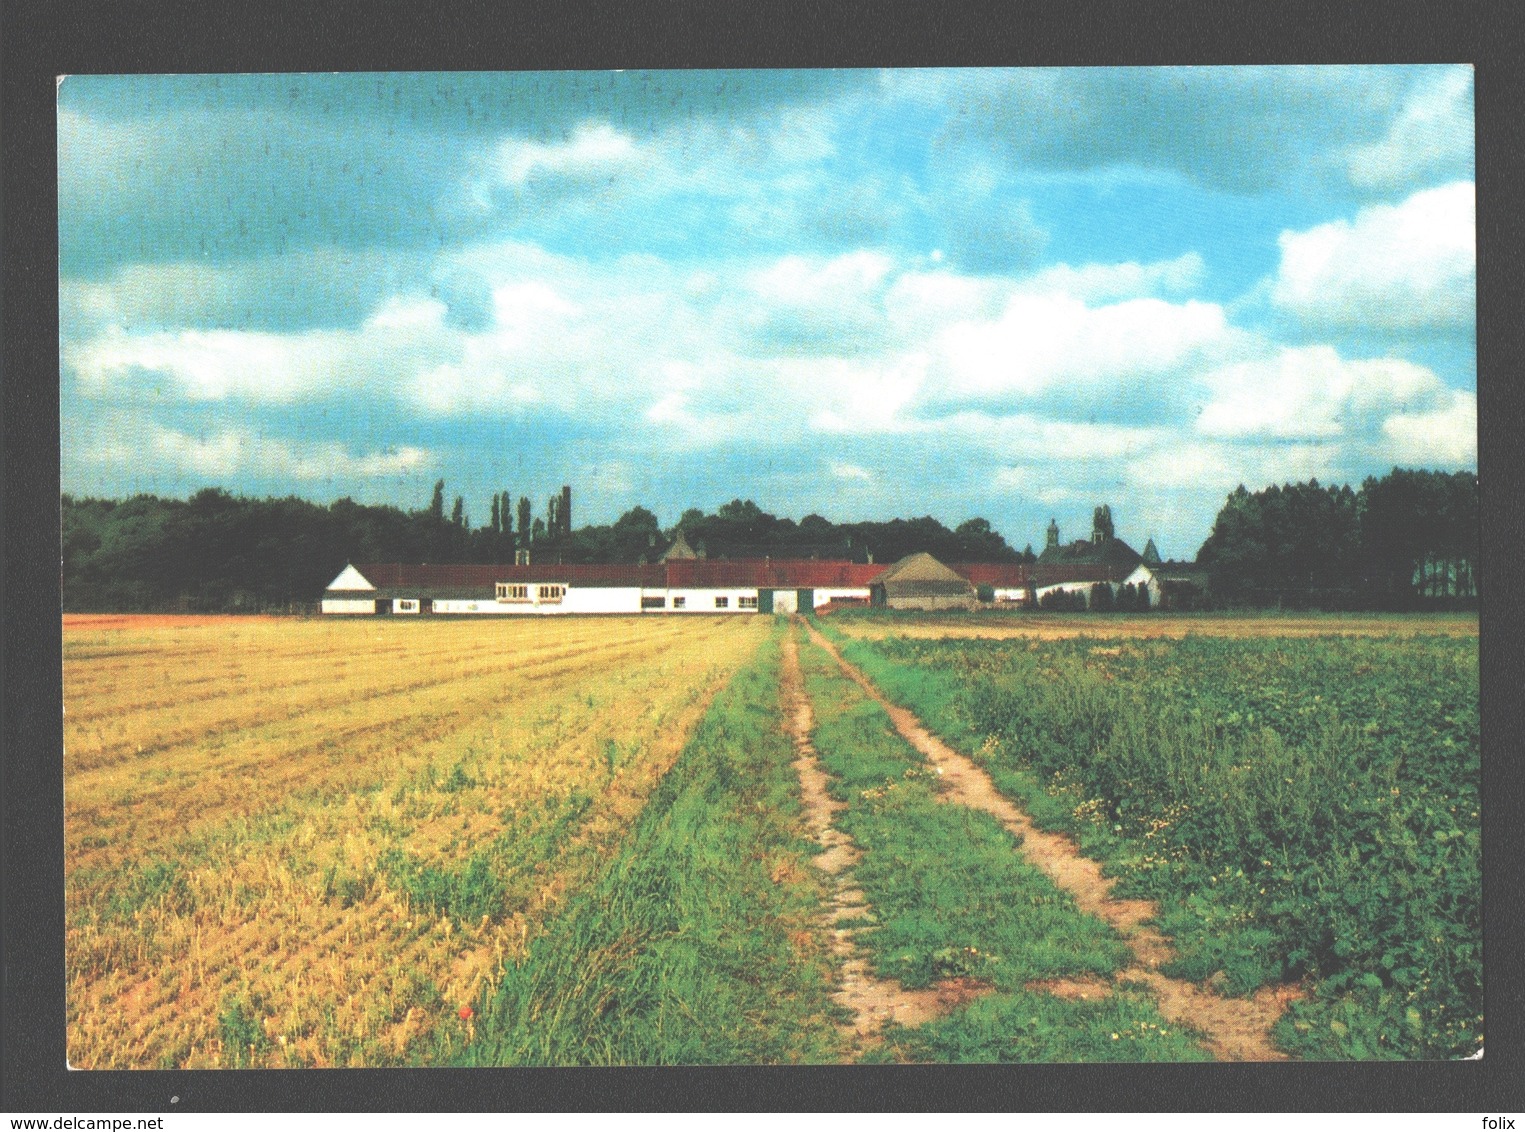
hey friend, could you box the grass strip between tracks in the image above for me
[454,626,845,1065]
[796,628,1209,1062]
[818,616,1481,1061]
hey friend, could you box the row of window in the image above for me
[641,594,760,609]
[496,583,565,603]
[487,586,765,609]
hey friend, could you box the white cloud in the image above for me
[66,326,330,402]
[1015,253,1206,304]
[929,291,1233,406]
[1345,68,1474,193]
[830,462,873,482]
[495,123,645,188]
[84,418,430,481]
[1381,391,1477,467]
[736,252,898,354]
[1196,346,1448,440]
[1270,182,1475,331]
[65,298,460,404]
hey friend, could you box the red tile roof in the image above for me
[951,563,1031,587]
[349,559,886,592]
[665,559,885,588]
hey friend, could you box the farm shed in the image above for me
[321,559,884,616]
[869,553,978,611]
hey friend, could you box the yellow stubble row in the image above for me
[63,614,769,1069]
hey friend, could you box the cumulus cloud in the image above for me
[900,66,1465,195]
[1381,391,1477,467]
[1269,182,1475,332]
[830,462,873,482]
[1196,345,1455,442]
[65,299,459,404]
[926,290,1234,410]
[1017,253,1206,304]
[1345,68,1474,193]
[82,416,430,482]
[494,123,646,190]
[737,251,897,356]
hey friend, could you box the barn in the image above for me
[320,558,885,616]
[869,552,979,611]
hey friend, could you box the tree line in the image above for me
[60,467,1476,613]
[1194,468,1478,610]
[60,485,1025,612]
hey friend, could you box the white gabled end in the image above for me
[326,564,375,591]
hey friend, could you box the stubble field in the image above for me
[64,609,1482,1066]
[64,614,768,1067]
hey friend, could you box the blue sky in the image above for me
[58,67,1475,558]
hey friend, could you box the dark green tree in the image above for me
[517,497,532,548]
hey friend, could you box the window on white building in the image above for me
[738,596,759,610]
[714,596,729,608]
[672,596,686,609]
[538,585,565,603]
[497,583,530,602]
[641,596,666,609]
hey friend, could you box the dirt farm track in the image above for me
[60,610,1481,1066]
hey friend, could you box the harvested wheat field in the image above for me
[64,614,768,1068]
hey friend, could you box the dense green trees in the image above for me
[1196,469,1477,610]
[60,483,1024,611]
[59,467,1475,612]
[666,500,1023,565]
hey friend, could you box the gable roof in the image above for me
[1035,535,1142,582]
[874,552,977,596]
[660,529,699,561]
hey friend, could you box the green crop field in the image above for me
[63,610,1481,1065]
[824,612,1482,1060]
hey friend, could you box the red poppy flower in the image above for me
[458,1005,474,1020]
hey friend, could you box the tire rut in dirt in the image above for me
[780,635,988,1055]
[804,621,1302,1062]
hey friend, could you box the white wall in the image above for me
[566,588,643,614]
[1122,564,1157,603]
[431,588,644,615]
[646,588,761,612]
[321,598,376,615]
[812,587,872,607]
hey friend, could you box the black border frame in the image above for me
[5,0,1522,1112]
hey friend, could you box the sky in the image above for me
[57,67,1476,559]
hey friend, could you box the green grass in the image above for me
[819,621,1482,1060]
[796,629,1207,1061]
[453,629,845,1065]
[865,986,1209,1063]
